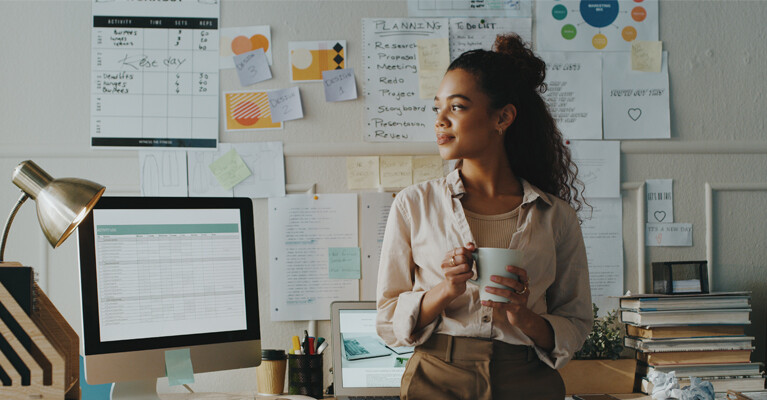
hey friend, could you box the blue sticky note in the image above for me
[329,247,361,279]
[80,355,112,399]
[165,348,195,386]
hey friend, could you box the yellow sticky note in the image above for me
[208,149,252,190]
[417,38,450,99]
[380,156,412,188]
[347,156,380,189]
[413,155,444,183]
[631,41,662,72]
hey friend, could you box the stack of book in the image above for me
[619,291,765,393]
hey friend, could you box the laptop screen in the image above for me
[338,308,413,388]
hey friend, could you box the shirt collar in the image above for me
[445,168,553,207]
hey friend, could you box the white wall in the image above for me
[1,0,766,394]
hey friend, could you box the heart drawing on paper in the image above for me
[628,108,642,121]
[654,211,667,222]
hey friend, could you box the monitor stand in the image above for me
[111,379,160,400]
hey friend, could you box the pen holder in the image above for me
[288,354,323,399]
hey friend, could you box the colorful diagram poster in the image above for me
[289,41,346,82]
[91,0,219,149]
[362,18,449,142]
[602,52,669,139]
[220,25,272,69]
[535,0,658,51]
[224,91,282,131]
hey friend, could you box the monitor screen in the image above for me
[77,196,260,394]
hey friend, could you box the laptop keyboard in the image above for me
[344,338,369,356]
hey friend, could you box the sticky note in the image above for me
[417,38,450,99]
[329,247,361,279]
[631,41,662,72]
[347,156,380,189]
[646,223,692,247]
[413,155,444,183]
[323,68,357,102]
[233,48,272,86]
[646,179,673,223]
[208,149,252,189]
[165,348,195,386]
[268,86,303,122]
[380,156,412,188]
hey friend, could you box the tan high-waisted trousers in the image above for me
[400,334,565,400]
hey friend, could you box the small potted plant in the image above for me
[558,304,637,394]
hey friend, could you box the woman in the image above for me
[376,34,593,400]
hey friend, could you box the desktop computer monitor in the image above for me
[77,196,261,399]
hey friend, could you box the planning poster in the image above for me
[362,18,448,142]
[91,0,220,149]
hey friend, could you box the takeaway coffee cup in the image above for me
[469,248,524,303]
[256,349,287,395]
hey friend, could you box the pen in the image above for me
[292,336,301,354]
[302,330,309,355]
[315,337,325,352]
[308,337,315,355]
[316,341,328,355]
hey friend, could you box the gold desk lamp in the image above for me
[0,160,105,400]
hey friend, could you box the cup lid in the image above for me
[261,349,287,360]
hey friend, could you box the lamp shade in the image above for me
[12,160,105,248]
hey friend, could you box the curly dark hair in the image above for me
[448,34,585,213]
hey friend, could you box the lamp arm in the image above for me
[0,192,30,263]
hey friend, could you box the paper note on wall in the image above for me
[220,25,272,68]
[347,156,380,190]
[380,156,413,188]
[328,247,361,279]
[209,149,252,189]
[539,52,603,140]
[268,87,303,122]
[646,179,673,223]
[408,0,532,17]
[224,91,283,131]
[449,18,532,61]
[323,68,357,102]
[289,40,346,82]
[363,18,449,142]
[360,192,396,300]
[189,142,285,198]
[646,223,692,247]
[234,48,272,86]
[603,51,670,140]
[579,197,623,317]
[268,194,359,321]
[567,140,620,198]
[139,151,188,197]
[631,41,662,72]
[417,38,450,99]
[412,155,444,183]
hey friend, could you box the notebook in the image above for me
[331,301,412,400]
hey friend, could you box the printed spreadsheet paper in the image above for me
[91,0,220,149]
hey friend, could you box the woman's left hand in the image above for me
[480,265,535,327]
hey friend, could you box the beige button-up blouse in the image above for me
[376,169,593,369]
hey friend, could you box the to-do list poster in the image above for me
[91,0,220,149]
[363,18,448,142]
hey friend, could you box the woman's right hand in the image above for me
[440,243,476,300]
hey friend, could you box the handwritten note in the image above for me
[632,41,662,72]
[165,348,195,386]
[540,52,602,140]
[603,51,670,139]
[233,48,272,86]
[363,18,449,142]
[646,179,673,223]
[449,18,532,61]
[346,156,380,190]
[417,38,450,99]
[646,223,692,247]
[267,87,303,122]
[323,68,357,102]
[208,149,252,190]
[328,247,361,279]
[412,155,444,183]
[380,156,413,188]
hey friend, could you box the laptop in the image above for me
[331,301,413,400]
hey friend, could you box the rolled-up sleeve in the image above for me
[376,196,439,347]
[534,208,593,369]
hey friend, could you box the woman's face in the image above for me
[433,68,506,161]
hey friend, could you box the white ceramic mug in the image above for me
[469,247,524,303]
